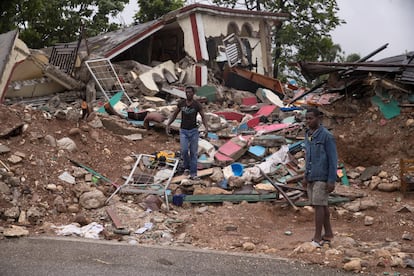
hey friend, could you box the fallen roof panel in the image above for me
[80,20,162,59]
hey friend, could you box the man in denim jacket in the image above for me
[303,108,338,247]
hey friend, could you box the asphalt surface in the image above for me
[0,236,352,276]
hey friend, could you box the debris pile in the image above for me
[0,4,413,274]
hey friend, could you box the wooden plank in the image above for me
[286,174,304,183]
[219,140,242,157]
[254,123,291,134]
[176,193,278,203]
[400,159,414,195]
[242,97,258,106]
[260,168,299,211]
[214,151,234,164]
[233,67,285,97]
[295,195,350,206]
[171,168,214,184]
[106,207,124,229]
[253,105,276,117]
[247,116,260,128]
[214,111,244,122]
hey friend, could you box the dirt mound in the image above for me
[0,104,176,211]
[323,97,413,168]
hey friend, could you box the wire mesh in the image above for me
[85,58,132,104]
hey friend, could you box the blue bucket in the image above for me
[172,194,186,206]
[231,163,244,177]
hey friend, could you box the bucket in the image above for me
[172,194,186,206]
[231,163,244,177]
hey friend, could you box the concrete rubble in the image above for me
[0,3,413,275]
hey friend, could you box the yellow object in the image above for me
[150,150,175,164]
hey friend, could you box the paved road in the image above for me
[0,237,351,276]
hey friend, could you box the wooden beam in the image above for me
[106,207,124,229]
[174,193,278,203]
[170,168,214,183]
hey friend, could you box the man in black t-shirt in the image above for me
[166,86,209,179]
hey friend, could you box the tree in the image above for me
[212,0,344,83]
[0,0,129,49]
[135,0,185,23]
[345,53,361,62]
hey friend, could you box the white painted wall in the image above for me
[177,17,197,60]
[178,13,268,75]
[201,15,265,74]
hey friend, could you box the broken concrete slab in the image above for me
[7,78,67,99]
[3,225,29,237]
[252,135,286,147]
[138,60,178,96]
[161,86,186,99]
[4,47,79,100]
[214,136,251,164]
[248,145,266,160]
[0,30,30,103]
[253,104,277,117]
[43,64,84,90]
[0,145,11,154]
[242,96,258,106]
[123,133,143,141]
[254,123,291,134]
[256,88,284,107]
[100,116,147,135]
[360,166,380,181]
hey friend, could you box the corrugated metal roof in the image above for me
[80,20,160,58]
[299,51,414,85]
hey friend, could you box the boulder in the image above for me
[377,182,400,192]
[57,137,77,152]
[4,206,20,219]
[79,190,106,209]
[44,135,57,147]
[0,181,10,194]
[3,225,29,237]
[359,166,380,181]
[0,145,11,154]
[54,195,67,213]
[343,259,362,272]
[27,206,46,225]
[242,242,256,251]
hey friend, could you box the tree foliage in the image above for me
[345,53,361,62]
[135,0,185,23]
[0,0,129,49]
[212,0,345,83]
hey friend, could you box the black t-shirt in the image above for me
[178,99,202,130]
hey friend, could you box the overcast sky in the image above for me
[331,0,413,60]
[115,0,413,60]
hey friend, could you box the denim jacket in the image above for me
[304,125,338,183]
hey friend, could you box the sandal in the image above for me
[311,240,323,248]
[321,235,333,244]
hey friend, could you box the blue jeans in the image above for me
[180,128,199,176]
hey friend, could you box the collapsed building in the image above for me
[0,4,288,104]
